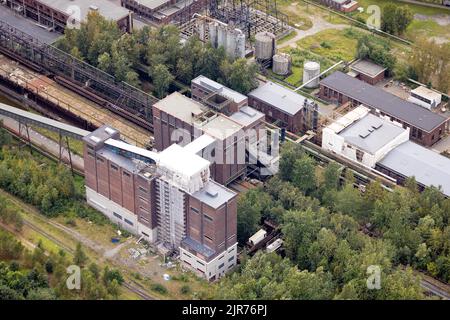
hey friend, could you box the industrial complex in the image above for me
[0,0,450,303]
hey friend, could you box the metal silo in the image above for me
[303,61,321,88]
[254,32,276,61]
[272,53,291,76]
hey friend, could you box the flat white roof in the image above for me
[249,81,306,116]
[229,106,265,127]
[39,0,130,21]
[327,105,370,134]
[183,134,216,154]
[411,86,442,100]
[158,144,210,177]
[378,141,450,197]
[105,138,159,162]
[153,92,205,123]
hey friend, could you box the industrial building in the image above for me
[318,0,359,12]
[83,125,238,280]
[120,0,206,25]
[319,71,449,147]
[2,0,133,33]
[322,106,409,168]
[322,106,450,198]
[248,81,319,133]
[408,86,443,110]
[349,59,387,85]
[152,91,272,185]
[191,75,248,115]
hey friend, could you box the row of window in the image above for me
[112,212,134,226]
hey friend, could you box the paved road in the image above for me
[0,115,84,171]
[278,17,348,50]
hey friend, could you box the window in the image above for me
[141,232,149,237]
[204,235,213,242]
[139,186,147,193]
[113,212,122,220]
[218,263,225,269]
[87,145,94,151]
[96,157,104,163]
[204,214,213,222]
[228,256,234,262]
[197,260,205,266]
[190,207,199,214]
[139,196,148,204]
[110,164,118,171]
[124,219,133,226]
[356,149,364,162]
[123,171,131,177]
[87,151,95,158]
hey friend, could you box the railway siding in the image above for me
[0,55,151,147]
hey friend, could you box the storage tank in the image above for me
[235,31,246,58]
[303,61,320,88]
[208,22,218,48]
[226,28,237,58]
[272,53,291,75]
[254,31,276,60]
[217,24,228,50]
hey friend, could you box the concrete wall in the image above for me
[179,243,237,281]
[86,187,157,242]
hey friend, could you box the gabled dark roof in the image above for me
[320,72,448,132]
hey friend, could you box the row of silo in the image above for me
[209,22,246,59]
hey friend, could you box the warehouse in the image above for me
[248,81,318,134]
[319,71,449,147]
[376,141,450,197]
[3,0,133,32]
[322,106,409,168]
[349,59,387,85]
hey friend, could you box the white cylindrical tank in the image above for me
[197,19,206,42]
[254,32,276,60]
[226,28,237,58]
[208,22,218,48]
[235,32,246,58]
[272,53,291,75]
[303,61,321,88]
[217,24,227,49]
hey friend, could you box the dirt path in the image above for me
[279,17,348,49]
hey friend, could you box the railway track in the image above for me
[2,192,156,300]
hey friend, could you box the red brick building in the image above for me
[319,72,449,147]
[4,0,132,33]
[83,125,238,280]
[349,59,387,85]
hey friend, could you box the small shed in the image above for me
[349,59,387,85]
[248,229,267,246]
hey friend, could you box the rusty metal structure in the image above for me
[207,0,290,38]
[0,20,157,131]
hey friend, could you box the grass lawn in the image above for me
[294,28,360,62]
[350,0,450,43]
[277,0,349,29]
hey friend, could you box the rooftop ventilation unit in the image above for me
[372,123,383,130]
[359,131,370,139]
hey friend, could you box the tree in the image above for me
[73,243,87,267]
[279,143,301,182]
[236,190,263,244]
[220,59,258,94]
[152,64,174,98]
[292,155,317,195]
[382,4,413,35]
[0,125,11,149]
